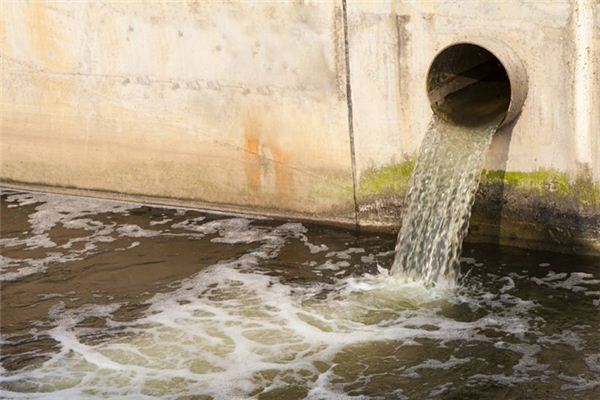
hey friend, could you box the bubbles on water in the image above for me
[532,271,600,306]
[2,191,599,399]
[3,263,459,398]
[0,192,141,281]
[5,255,591,399]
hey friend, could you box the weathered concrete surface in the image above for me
[1,0,599,254]
[594,0,600,182]
[348,0,600,254]
[1,1,355,221]
[348,0,599,177]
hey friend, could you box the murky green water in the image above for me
[1,190,599,399]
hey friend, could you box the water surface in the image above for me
[1,190,599,399]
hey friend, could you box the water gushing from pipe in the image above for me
[390,115,501,284]
[391,43,527,286]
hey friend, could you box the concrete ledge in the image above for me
[4,180,599,257]
[0,181,358,232]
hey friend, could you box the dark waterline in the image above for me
[1,190,599,399]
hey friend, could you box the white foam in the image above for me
[532,271,600,304]
[0,219,469,397]
[539,263,550,267]
[360,254,376,263]
[1,193,143,281]
[539,330,584,351]
[429,382,453,397]
[2,191,599,398]
[116,225,161,238]
[403,356,471,378]
[557,373,600,392]
[304,242,329,254]
[0,234,56,250]
[499,276,515,293]
[4,248,557,399]
[1,252,86,282]
[325,248,365,260]
[149,218,172,226]
[585,354,600,373]
[5,192,139,235]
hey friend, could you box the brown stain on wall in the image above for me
[243,112,262,193]
[242,111,293,197]
[1,98,344,214]
[270,142,291,194]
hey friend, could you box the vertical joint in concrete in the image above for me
[573,0,594,169]
[341,0,360,230]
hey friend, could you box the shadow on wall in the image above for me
[471,115,600,255]
[470,115,518,244]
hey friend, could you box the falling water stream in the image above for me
[391,114,501,285]
[391,44,513,286]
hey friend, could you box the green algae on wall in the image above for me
[481,168,600,210]
[358,158,416,198]
[358,159,599,211]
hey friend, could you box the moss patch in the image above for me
[358,158,416,198]
[481,168,599,210]
[481,169,571,196]
[358,159,599,211]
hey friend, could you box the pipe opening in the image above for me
[427,44,511,127]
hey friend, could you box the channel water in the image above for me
[1,190,599,399]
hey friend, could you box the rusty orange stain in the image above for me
[242,112,294,196]
[270,143,291,195]
[243,112,262,193]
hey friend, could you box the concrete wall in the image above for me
[1,0,355,221]
[595,0,600,180]
[349,0,595,175]
[1,1,599,253]
[348,0,600,254]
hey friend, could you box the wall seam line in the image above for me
[341,0,360,231]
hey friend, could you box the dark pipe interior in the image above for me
[427,44,511,127]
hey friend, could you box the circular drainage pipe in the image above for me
[427,41,527,127]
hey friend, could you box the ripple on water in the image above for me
[1,190,599,399]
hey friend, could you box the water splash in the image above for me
[2,191,599,399]
[391,115,501,285]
